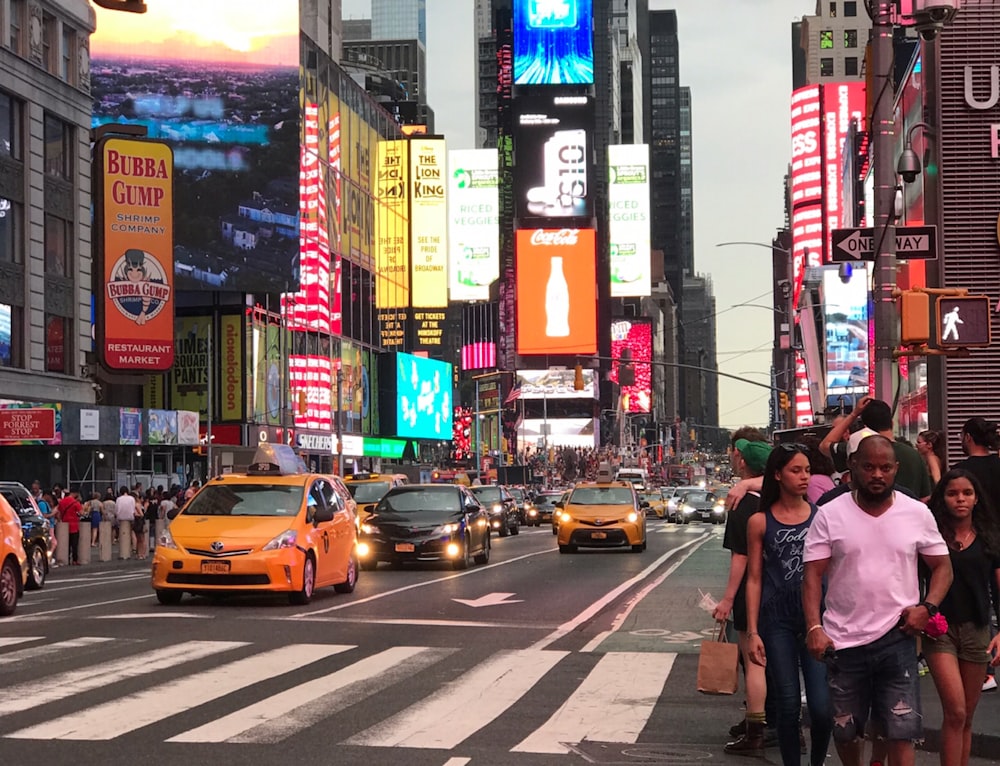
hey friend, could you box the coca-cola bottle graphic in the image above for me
[545,255,570,337]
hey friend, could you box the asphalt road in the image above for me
[3,521,997,766]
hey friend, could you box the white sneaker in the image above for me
[983,676,998,692]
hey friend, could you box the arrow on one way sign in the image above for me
[831,225,937,262]
[452,592,524,607]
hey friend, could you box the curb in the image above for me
[919,726,1000,759]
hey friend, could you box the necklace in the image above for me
[953,528,975,550]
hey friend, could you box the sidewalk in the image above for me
[605,530,1000,758]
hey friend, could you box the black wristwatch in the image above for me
[919,601,939,617]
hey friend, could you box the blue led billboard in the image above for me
[513,0,594,86]
[383,352,454,440]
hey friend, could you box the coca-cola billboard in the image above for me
[513,94,594,221]
[515,228,596,355]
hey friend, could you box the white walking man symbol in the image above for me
[942,305,964,341]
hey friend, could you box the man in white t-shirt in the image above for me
[803,435,951,766]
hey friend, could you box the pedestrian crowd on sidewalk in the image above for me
[713,399,1000,766]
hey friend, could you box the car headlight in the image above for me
[713,505,725,514]
[262,529,297,550]
[682,504,694,514]
[559,511,573,523]
[492,503,502,512]
[360,522,380,535]
[157,525,179,550]
[626,511,639,523]
[528,509,538,517]
[435,522,460,535]
[667,500,678,510]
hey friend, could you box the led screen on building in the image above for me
[610,319,652,413]
[515,228,596,355]
[790,86,822,209]
[822,266,870,396]
[380,352,454,440]
[608,144,651,297]
[516,369,596,399]
[289,354,333,431]
[449,149,499,301]
[822,82,865,263]
[409,137,448,307]
[91,3,300,293]
[375,139,411,309]
[513,0,594,86]
[513,95,593,220]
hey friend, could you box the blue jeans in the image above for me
[760,614,833,766]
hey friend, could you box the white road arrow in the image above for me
[452,592,523,607]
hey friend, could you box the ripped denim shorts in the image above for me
[825,628,921,743]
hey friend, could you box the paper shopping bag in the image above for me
[696,623,739,695]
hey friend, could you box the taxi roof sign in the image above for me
[246,443,307,476]
[347,472,375,481]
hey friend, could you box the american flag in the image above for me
[504,384,522,405]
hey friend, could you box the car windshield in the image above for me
[570,487,634,505]
[471,487,501,503]
[347,482,391,504]
[509,488,525,502]
[535,493,562,506]
[380,488,461,513]
[182,484,304,517]
[641,492,661,501]
[683,491,710,503]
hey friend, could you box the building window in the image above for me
[0,304,23,368]
[829,2,837,17]
[45,214,69,276]
[845,29,858,48]
[42,13,57,73]
[820,58,835,77]
[8,0,25,54]
[820,30,834,49]
[61,25,74,82]
[845,57,859,76]
[43,113,71,178]
[45,314,69,373]
[0,198,22,264]
[0,92,22,159]
[844,1,857,16]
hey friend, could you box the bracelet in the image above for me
[807,624,824,636]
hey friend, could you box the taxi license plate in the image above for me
[395,543,415,553]
[591,531,608,540]
[201,560,231,575]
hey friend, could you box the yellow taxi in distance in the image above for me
[344,472,407,525]
[640,489,667,519]
[557,480,647,554]
[0,493,28,616]
[152,444,359,606]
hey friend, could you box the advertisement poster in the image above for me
[289,354,332,431]
[393,352,453,440]
[821,82,865,263]
[148,409,178,445]
[0,404,61,445]
[119,407,142,446]
[608,144,651,297]
[252,320,283,425]
[513,94,593,220]
[98,137,175,371]
[80,409,100,441]
[409,137,448,307]
[171,316,210,413]
[219,314,243,421]
[90,2,300,293]
[177,410,199,445]
[610,319,653,413]
[515,369,596,399]
[822,266,870,395]
[339,340,365,433]
[515,228,597,355]
[448,149,499,301]
[513,0,594,86]
[375,140,410,309]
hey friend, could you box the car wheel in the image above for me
[499,521,509,537]
[26,544,47,590]
[558,543,576,554]
[155,588,183,605]
[289,555,316,605]
[551,526,558,535]
[334,552,358,593]
[510,520,519,536]
[474,533,490,565]
[360,558,378,571]
[0,558,19,616]
[453,535,472,571]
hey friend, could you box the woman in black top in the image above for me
[924,469,1000,766]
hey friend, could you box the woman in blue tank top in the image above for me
[745,444,832,766]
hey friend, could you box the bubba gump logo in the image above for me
[107,248,171,326]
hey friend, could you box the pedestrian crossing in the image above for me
[0,633,692,755]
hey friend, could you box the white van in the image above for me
[615,468,649,490]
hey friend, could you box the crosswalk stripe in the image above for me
[6,643,353,740]
[0,641,248,717]
[344,649,568,749]
[169,645,456,743]
[0,636,114,667]
[513,651,676,754]
[0,637,43,649]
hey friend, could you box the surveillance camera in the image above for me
[911,0,959,40]
[897,147,922,184]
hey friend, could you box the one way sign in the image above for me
[831,225,938,262]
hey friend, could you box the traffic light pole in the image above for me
[578,356,783,393]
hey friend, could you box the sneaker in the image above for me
[729,719,747,738]
[983,676,998,692]
[918,659,929,677]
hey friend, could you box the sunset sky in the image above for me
[90,1,299,66]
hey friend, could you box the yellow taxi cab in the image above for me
[0,493,28,616]
[639,489,667,519]
[556,476,647,554]
[344,472,407,525]
[152,444,359,606]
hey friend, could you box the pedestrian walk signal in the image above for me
[935,295,992,348]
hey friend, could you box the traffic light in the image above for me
[779,392,790,411]
[618,348,635,387]
[573,364,585,391]
[936,295,992,348]
[899,290,931,345]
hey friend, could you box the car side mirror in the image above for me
[313,505,334,524]
[640,501,650,509]
[555,501,564,509]
[166,507,180,521]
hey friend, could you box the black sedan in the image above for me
[0,482,51,589]
[530,491,564,529]
[470,485,520,537]
[677,490,726,524]
[357,485,491,571]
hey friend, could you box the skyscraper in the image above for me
[371,0,427,45]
